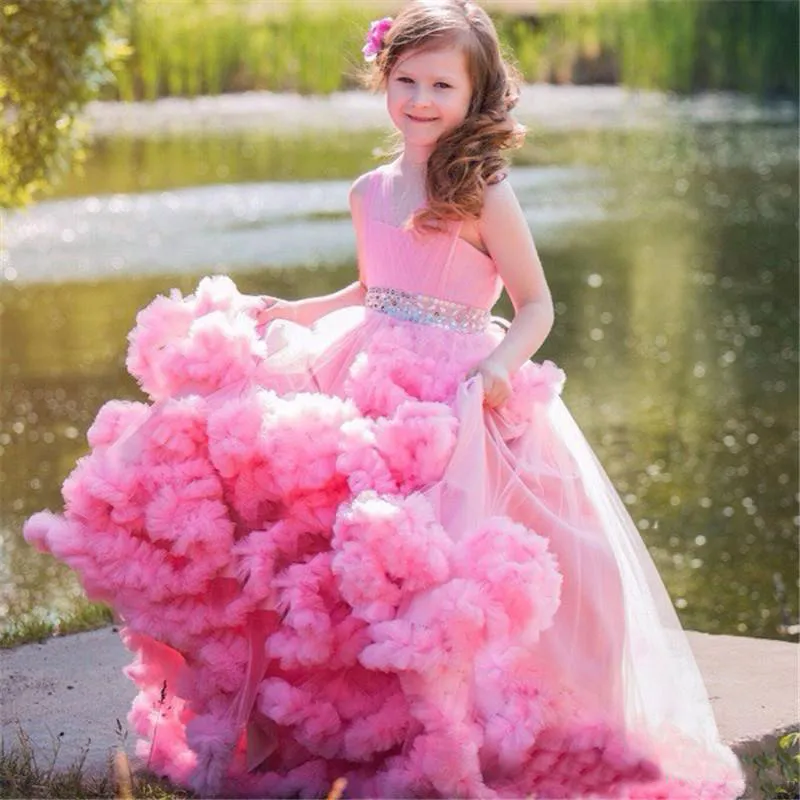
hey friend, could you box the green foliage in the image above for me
[1,0,796,209]
[0,0,127,208]
[109,0,372,101]
[607,0,799,97]
[101,1,798,104]
[0,728,188,799]
[0,730,112,798]
[0,602,114,648]
[741,729,800,800]
[107,2,592,100]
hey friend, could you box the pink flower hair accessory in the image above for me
[362,16,393,62]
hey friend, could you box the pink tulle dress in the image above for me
[26,166,744,799]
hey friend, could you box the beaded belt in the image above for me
[364,286,490,333]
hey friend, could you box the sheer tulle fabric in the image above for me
[24,165,744,798]
[25,282,742,797]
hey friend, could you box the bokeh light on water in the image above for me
[1,103,797,641]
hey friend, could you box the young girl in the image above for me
[26,1,745,797]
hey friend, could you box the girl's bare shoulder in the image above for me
[481,173,519,219]
[349,165,388,206]
[349,172,373,207]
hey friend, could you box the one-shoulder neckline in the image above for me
[369,216,494,264]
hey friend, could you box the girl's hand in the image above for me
[466,357,512,408]
[254,296,296,325]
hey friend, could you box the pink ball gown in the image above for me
[25,167,744,798]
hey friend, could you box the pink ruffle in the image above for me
[24,277,743,798]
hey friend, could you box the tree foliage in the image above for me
[612,0,799,98]
[0,0,126,208]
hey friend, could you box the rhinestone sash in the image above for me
[365,287,490,333]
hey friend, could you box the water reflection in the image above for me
[2,118,797,641]
[8,165,607,283]
[57,129,383,198]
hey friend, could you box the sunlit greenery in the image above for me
[610,0,799,96]
[0,0,127,208]
[740,729,800,800]
[0,601,113,649]
[1,0,795,208]
[105,0,798,101]
[113,0,369,100]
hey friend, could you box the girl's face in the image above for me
[386,45,473,152]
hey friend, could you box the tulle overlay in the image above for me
[26,167,742,799]
[26,275,743,798]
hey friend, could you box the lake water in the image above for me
[2,91,797,640]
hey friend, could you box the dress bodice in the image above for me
[360,167,503,310]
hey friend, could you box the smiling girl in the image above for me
[27,1,745,796]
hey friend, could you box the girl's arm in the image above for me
[470,179,555,406]
[259,281,365,326]
[256,176,370,327]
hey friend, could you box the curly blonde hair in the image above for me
[363,0,525,231]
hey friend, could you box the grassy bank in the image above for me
[105,0,798,102]
[0,731,185,799]
[0,732,354,799]
[0,602,113,649]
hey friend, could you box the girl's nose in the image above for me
[411,86,432,107]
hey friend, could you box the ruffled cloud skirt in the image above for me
[26,277,744,799]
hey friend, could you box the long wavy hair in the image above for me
[363,0,525,231]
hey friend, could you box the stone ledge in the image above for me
[686,632,798,798]
[1,628,797,794]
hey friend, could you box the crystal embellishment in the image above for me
[365,287,490,333]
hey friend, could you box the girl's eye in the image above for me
[435,82,452,89]
[397,76,414,84]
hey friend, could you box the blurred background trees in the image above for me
[105,0,799,100]
[1,0,797,208]
[0,0,125,207]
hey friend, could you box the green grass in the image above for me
[105,0,609,99]
[0,602,114,649]
[739,730,800,800]
[103,0,797,102]
[109,0,374,100]
[607,0,798,97]
[0,728,188,799]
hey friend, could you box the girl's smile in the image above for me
[387,45,472,157]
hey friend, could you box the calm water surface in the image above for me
[2,107,797,640]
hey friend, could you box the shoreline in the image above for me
[83,84,799,138]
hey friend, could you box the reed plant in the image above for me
[607,0,799,97]
[107,0,798,100]
[110,0,373,101]
[104,0,797,102]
